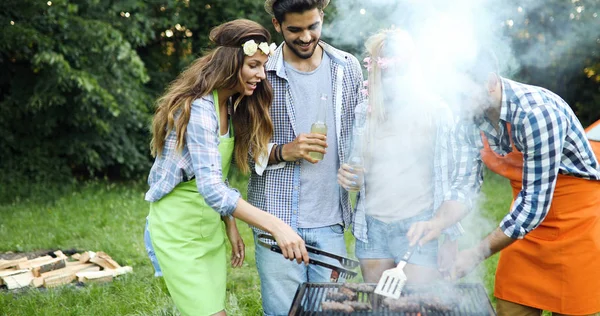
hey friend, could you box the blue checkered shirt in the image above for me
[455,78,600,239]
[247,41,365,234]
[145,95,240,216]
[351,99,471,243]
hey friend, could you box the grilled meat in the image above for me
[341,283,375,293]
[338,286,358,300]
[383,296,421,312]
[325,291,351,302]
[343,300,371,311]
[321,301,355,313]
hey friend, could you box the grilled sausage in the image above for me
[321,301,355,313]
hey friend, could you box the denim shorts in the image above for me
[355,212,438,268]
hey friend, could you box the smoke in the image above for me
[320,0,597,287]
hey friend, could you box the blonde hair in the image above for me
[150,19,273,174]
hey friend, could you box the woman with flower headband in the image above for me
[145,19,308,316]
[338,29,471,284]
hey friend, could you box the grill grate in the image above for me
[289,282,496,316]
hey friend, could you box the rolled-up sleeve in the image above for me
[187,99,240,216]
[444,121,484,209]
[500,106,567,239]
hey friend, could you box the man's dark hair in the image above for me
[467,48,500,83]
[273,0,324,23]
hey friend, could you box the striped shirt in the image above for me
[145,95,240,216]
[455,78,600,239]
[247,41,365,234]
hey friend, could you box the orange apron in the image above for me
[480,123,600,315]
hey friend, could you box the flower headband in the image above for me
[363,56,402,72]
[242,39,278,57]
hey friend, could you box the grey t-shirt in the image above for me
[284,53,342,228]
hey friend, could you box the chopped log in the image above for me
[1,271,34,290]
[90,252,120,269]
[0,269,30,285]
[78,251,95,264]
[107,266,132,277]
[41,263,98,279]
[76,270,114,284]
[44,273,77,288]
[32,277,44,288]
[15,256,53,270]
[71,253,81,260]
[53,251,68,259]
[30,258,67,277]
[0,257,28,270]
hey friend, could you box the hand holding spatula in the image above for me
[374,246,417,299]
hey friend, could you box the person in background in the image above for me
[145,19,308,316]
[337,29,472,284]
[431,50,600,316]
[247,1,364,315]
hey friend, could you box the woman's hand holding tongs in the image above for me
[270,224,310,265]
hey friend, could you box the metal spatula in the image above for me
[374,246,416,299]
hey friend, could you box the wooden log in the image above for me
[53,250,68,259]
[78,251,95,264]
[44,273,77,288]
[0,257,28,270]
[90,252,120,269]
[0,269,29,285]
[1,271,34,290]
[30,258,67,277]
[107,266,133,277]
[71,253,81,260]
[15,255,53,270]
[76,270,114,284]
[40,263,97,279]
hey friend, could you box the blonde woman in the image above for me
[338,29,472,284]
[145,19,308,316]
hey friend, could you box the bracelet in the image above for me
[273,144,281,163]
[278,143,285,162]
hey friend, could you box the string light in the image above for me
[47,1,52,6]
[165,30,173,37]
[360,8,366,15]
[10,21,15,25]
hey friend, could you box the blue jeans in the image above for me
[254,224,347,316]
[144,218,163,277]
[355,211,438,268]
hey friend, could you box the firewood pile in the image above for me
[0,250,132,290]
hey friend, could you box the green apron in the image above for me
[148,90,234,316]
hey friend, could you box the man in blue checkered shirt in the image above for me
[248,1,364,315]
[436,50,600,315]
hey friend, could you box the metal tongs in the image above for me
[257,234,359,281]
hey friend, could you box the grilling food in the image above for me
[344,300,371,311]
[338,286,358,301]
[325,291,352,302]
[341,283,375,293]
[383,296,421,312]
[321,301,355,313]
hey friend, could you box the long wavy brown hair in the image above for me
[150,19,273,174]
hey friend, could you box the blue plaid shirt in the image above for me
[248,41,365,234]
[145,95,240,216]
[352,99,470,243]
[456,78,600,239]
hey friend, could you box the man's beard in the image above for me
[283,35,320,60]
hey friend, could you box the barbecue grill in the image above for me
[289,282,496,315]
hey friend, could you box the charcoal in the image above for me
[325,291,351,302]
[321,301,355,313]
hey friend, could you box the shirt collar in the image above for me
[266,40,346,79]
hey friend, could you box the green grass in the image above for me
[0,172,513,315]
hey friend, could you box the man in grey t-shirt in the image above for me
[248,1,365,315]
